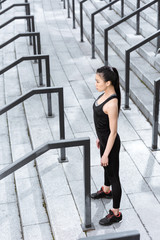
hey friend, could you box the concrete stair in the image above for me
[1,0,160,239]
[70,0,160,124]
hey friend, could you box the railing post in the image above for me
[58,89,67,162]
[31,16,37,62]
[109,0,112,10]
[124,50,131,109]
[157,0,160,51]
[63,0,66,9]
[104,29,108,66]
[91,14,95,59]
[152,80,160,150]
[81,139,95,231]
[27,13,33,46]
[136,0,140,35]
[80,1,83,42]
[45,56,52,116]
[72,0,76,29]
[37,33,43,86]
[121,0,124,17]
[67,0,70,18]
[25,4,30,33]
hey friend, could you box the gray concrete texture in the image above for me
[0,0,160,239]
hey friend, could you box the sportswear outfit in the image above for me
[93,94,122,209]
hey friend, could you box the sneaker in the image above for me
[91,187,112,199]
[99,210,122,226]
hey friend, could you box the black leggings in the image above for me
[100,134,122,209]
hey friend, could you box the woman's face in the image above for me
[95,73,108,92]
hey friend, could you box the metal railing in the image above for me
[72,0,76,28]
[91,0,123,59]
[79,230,140,240]
[67,0,71,18]
[152,78,160,150]
[0,87,66,161]
[0,54,50,87]
[124,30,160,110]
[0,3,31,33]
[0,32,41,57]
[0,0,7,9]
[63,0,66,9]
[0,3,30,16]
[0,15,35,46]
[0,137,94,231]
[104,0,159,66]
[80,0,88,42]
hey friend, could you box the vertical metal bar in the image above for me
[26,4,30,32]
[72,0,76,29]
[157,0,160,51]
[121,0,124,18]
[109,0,112,10]
[80,1,84,42]
[124,50,130,109]
[58,89,66,161]
[63,0,66,9]
[0,3,2,9]
[104,29,108,66]
[67,0,70,18]
[31,16,37,63]
[28,16,32,45]
[136,0,140,35]
[37,33,43,86]
[83,140,91,228]
[91,14,95,59]
[152,80,160,150]
[46,56,52,116]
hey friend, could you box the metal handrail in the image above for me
[104,0,158,66]
[0,87,66,160]
[61,0,66,9]
[0,54,50,87]
[80,0,88,42]
[67,0,71,18]
[0,32,41,57]
[0,137,94,231]
[0,0,7,9]
[0,0,6,3]
[91,0,122,59]
[152,78,160,150]
[79,230,140,240]
[0,3,31,33]
[0,3,30,15]
[124,30,160,110]
[0,16,35,46]
[72,0,76,28]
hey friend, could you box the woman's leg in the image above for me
[106,137,122,212]
[100,144,111,191]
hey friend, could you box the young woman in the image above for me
[91,66,122,226]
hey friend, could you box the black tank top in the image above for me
[93,94,117,139]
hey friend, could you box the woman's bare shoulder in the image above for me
[103,98,118,114]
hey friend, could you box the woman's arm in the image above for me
[101,99,118,167]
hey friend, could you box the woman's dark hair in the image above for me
[96,66,121,113]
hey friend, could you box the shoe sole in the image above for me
[99,219,123,226]
[91,196,113,199]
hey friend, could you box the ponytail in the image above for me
[112,67,121,114]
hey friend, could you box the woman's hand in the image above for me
[101,154,109,167]
[96,138,100,149]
